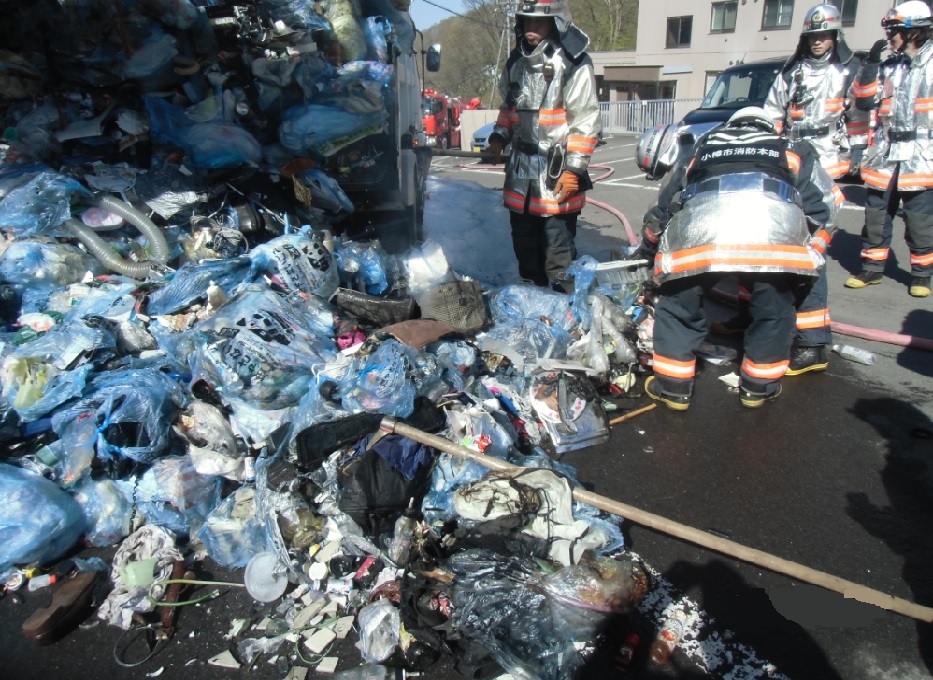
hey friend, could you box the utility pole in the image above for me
[489,0,515,107]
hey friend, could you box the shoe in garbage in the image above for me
[644,376,690,411]
[21,571,97,645]
[784,345,829,376]
[909,276,931,298]
[844,271,883,288]
[739,384,783,409]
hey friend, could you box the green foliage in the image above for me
[419,0,637,104]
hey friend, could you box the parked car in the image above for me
[677,56,785,141]
[471,121,496,152]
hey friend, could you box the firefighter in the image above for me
[714,4,858,374]
[637,107,839,410]
[848,0,933,298]
[483,0,600,293]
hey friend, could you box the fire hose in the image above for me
[433,148,933,354]
[432,148,637,244]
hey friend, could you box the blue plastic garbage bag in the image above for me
[264,0,330,31]
[71,477,134,547]
[0,464,87,573]
[249,231,340,299]
[146,96,262,168]
[338,339,419,417]
[51,368,189,465]
[0,170,90,237]
[189,285,337,409]
[137,455,220,537]
[490,284,579,332]
[0,240,104,292]
[279,103,387,156]
[198,488,268,568]
[146,256,252,316]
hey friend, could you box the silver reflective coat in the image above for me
[854,41,933,191]
[644,129,842,283]
[491,24,600,216]
[763,46,868,179]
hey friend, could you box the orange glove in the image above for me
[554,170,580,203]
[483,137,504,164]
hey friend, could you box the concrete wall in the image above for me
[459,109,499,150]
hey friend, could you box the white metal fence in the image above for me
[600,99,704,134]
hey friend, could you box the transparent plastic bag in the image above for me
[71,477,134,547]
[364,16,391,62]
[480,319,573,368]
[338,339,417,417]
[358,598,401,663]
[137,455,220,536]
[565,255,599,330]
[0,240,103,290]
[52,367,189,465]
[490,284,578,331]
[401,239,455,301]
[145,96,262,168]
[0,170,90,237]
[279,103,387,156]
[293,169,354,217]
[198,487,267,568]
[264,0,330,31]
[0,463,87,573]
[188,286,337,409]
[146,256,251,316]
[249,231,340,298]
[541,555,649,642]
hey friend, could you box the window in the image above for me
[762,0,794,29]
[827,0,857,26]
[711,1,738,33]
[667,16,693,48]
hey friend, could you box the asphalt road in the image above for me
[2,135,932,680]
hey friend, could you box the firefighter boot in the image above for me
[784,345,829,376]
[844,271,883,289]
[909,276,931,298]
[644,376,691,411]
[739,384,783,409]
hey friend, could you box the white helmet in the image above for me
[516,0,573,33]
[636,124,681,181]
[882,1,933,30]
[727,106,777,133]
[801,4,842,34]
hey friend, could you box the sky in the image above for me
[408,0,468,30]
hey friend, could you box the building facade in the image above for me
[592,0,930,102]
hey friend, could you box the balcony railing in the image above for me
[600,99,704,134]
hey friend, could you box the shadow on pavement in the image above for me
[847,398,933,676]
[898,310,933,380]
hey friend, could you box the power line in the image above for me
[419,0,505,29]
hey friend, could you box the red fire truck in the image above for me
[422,88,462,149]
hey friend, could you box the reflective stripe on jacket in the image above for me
[491,25,600,216]
[643,127,839,282]
[854,42,933,191]
[763,50,867,179]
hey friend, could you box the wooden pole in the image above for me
[609,403,656,425]
[382,417,933,623]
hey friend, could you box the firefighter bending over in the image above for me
[636,107,840,410]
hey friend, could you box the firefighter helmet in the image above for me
[726,106,777,134]
[882,1,933,30]
[636,124,681,181]
[516,0,573,33]
[801,4,843,34]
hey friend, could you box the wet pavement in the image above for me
[2,135,932,679]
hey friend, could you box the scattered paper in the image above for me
[207,650,240,669]
[719,372,741,389]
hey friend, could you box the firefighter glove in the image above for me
[868,38,887,63]
[483,137,504,164]
[554,170,580,203]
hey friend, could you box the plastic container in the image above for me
[244,551,288,602]
[27,573,57,591]
[649,608,687,665]
[120,557,158,588]
[386,499,418,566]
[831,344,876,365]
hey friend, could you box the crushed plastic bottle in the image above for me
[649,607,687,665]
[387,498,418,566]
[831,344,876,365]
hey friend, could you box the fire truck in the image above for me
[422,89,462,149]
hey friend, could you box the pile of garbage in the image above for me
[0,0,667,678]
